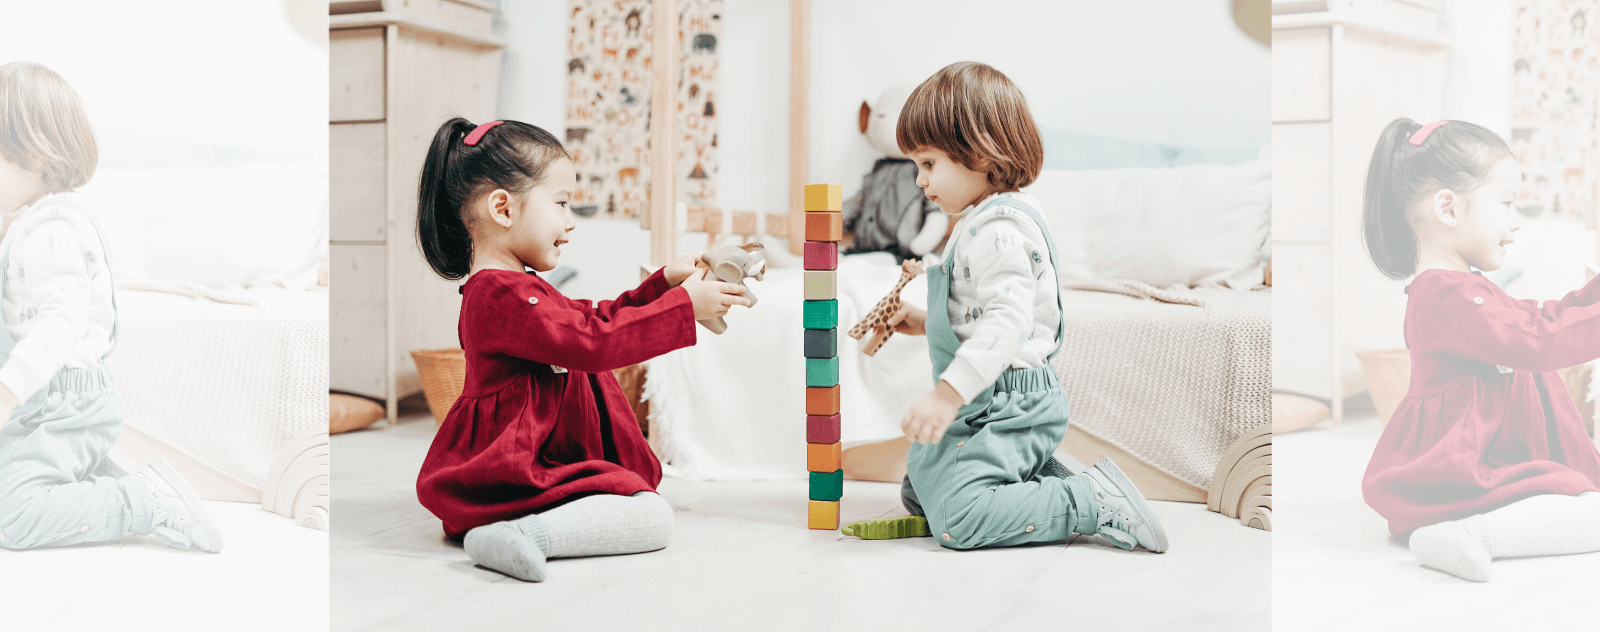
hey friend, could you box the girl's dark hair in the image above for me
[1362,118,1513,279]
[416,118,570,279]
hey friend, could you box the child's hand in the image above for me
[0,383,16,423]
[882,304,927,336]
[902,381,964,445]
[682,268,751,320]
[664,251,706,287]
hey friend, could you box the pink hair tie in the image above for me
[1409,120,1449,146]
[463,120,504,146]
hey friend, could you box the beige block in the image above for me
[803,270,836,300]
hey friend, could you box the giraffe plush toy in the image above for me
[848,259,924,356]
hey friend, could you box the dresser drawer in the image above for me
[1272,122,1331,241]
[1272,27,1330,122]
[330,122,387,242]
[331,27,386,122]
[331,243,388,398]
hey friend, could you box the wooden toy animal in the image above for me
[847,259,923,356]
[696,242,765,334]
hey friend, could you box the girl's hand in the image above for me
[682,268,751,320]
[882,304,927,336]
[901,381,964,445]
[665,251,706,287]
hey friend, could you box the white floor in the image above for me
[5,497,329,631]
[332,403,1270,632]
[1274,411,1600,631]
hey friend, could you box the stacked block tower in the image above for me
[802,183,843,530]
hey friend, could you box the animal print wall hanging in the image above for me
[565,0,723,220]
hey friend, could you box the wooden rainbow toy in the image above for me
[803,183,842,530]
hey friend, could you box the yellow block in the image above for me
[807,441,842,472]
[808,500,839,530]
[803,270,837,300]
[804,183,842,212]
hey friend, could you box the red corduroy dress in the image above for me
[1363,270,1600,534]
[416,268,696,538]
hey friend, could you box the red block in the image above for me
[804,241,838,270]
[807,413,841,443]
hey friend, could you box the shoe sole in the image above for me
[150,458,224,553]
[841,516,931,539]
[1094,458,1168,553]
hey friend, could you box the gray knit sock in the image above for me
[464,492,675,582]
[1410,520,1492,582]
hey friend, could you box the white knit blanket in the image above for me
[106,287,329,489]
[1051,285,1272,488]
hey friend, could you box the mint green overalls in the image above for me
[901,194,1098,550]
[0,196,151,550]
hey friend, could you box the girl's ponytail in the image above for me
[1362,118,1422,280]
[1360,117,1513,279]
[418,118,477,280]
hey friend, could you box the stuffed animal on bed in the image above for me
[842,84,949,259]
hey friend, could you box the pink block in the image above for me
[804,241,838,270]
[807,413,841,443]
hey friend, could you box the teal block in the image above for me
[809,469,844,501]
[803,299,838,329]
[806,357,839,387]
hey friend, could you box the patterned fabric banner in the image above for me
[565,0,722,220]
[1511,0,1598,223]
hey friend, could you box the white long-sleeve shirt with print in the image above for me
[937,192,1061,404]
[0,193,116,404]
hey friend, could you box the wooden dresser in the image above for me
[1270,0,1447,422]
[328,0,504,422]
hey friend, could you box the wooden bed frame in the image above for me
[628,0,1267,526]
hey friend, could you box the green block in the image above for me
[803,299,838,329]
[806,357,839,387]
[809,469,844,501]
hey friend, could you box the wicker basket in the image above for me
[1357,349,1411,426]
[411,348,466,426]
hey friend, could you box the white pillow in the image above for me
[1025,155,1270,288]
[77,158,329,290]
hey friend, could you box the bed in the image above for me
[75,162,331,529]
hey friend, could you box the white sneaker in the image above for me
[137,458,223,553]
[1080,457,1168,553]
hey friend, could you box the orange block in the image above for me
[805,385,840,415]
[805,212,842,242]
[808,500,839,530]
[807,442,842,472]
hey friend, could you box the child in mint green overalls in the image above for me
[841,62,1167,553]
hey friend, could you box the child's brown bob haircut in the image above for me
[896,62,1043,191]
[0,62,98,191]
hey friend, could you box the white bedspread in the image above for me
[645,254,1270,487]
[106,287,329,489]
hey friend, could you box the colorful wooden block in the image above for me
[803,329,836,358]
[805,385,840,415]
[805,357,839,387]
[807,441,842,472]
[802,299,837,329]
[805,212,843,242]
[806,413,841,443]
[804,183,842,212]
[810,469,844,501]
[803,241,838,270]
[803,270,837,300]
[808,499,839,530]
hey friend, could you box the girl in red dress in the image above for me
[1360,118,1600,582]
[412,118,750,582]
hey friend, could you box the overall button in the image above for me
[957,441,965,447]
[942,533,950,541]
[1025,525,1035,533]
[529,297,539,305]
[79,525,89,533]
[10,441,17,447]
[1473,297,1483,305]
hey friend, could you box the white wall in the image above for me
[497,0,1271,301]
[0,0,328,167]
[1439,0,1513,139]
